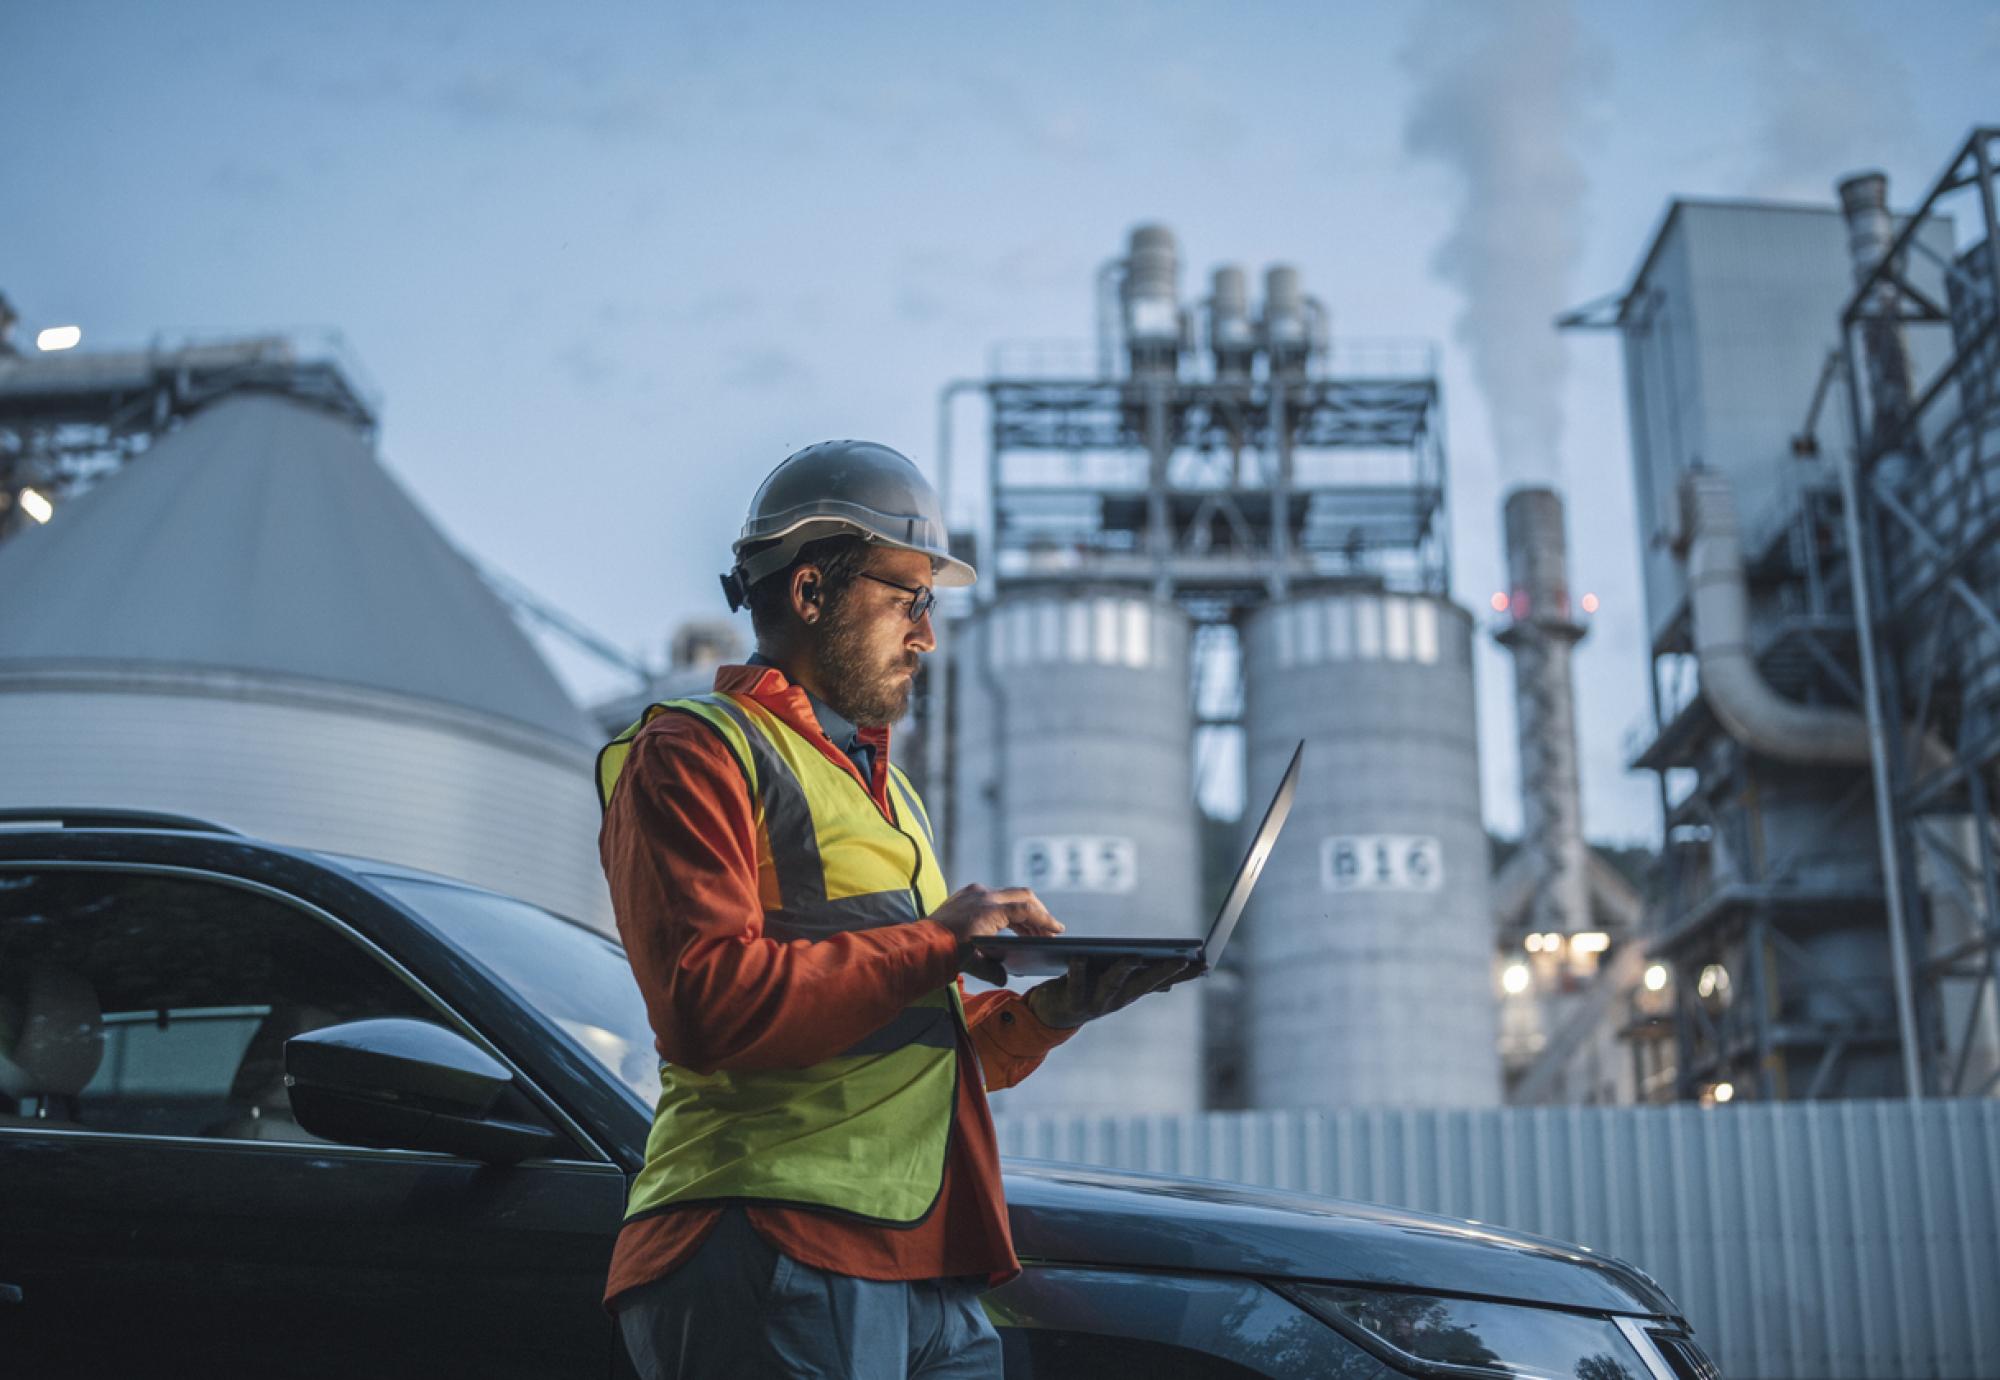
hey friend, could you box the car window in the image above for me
[0,868,435,1142]
[369,876,661,1108]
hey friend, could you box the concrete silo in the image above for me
[949,592,1204,1114]
[0,391,612,930]
[962,225,1460,1111]
[1240,591,1499,1107]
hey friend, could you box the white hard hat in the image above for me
[721,440,975,610]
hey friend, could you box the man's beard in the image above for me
[812,605,917,728]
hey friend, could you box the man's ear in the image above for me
[790,564,823,623]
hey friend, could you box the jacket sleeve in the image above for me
[602,718,962,1076]
[960,982,1077,1092]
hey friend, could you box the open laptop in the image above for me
[973,741,1303,978]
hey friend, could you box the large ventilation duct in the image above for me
[1495,487,1591,940]
[1683,469,1877,765]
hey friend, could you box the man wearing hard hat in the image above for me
[595,441,1193,1379]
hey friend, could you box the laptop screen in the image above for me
[1201,741,1303,965]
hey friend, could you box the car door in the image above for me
[0,861,626,1379]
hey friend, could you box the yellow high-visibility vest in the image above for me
[598,691,961,1226]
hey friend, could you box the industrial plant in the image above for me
[5,115,1998,1379]
[1551,132,2000,1107]
[925,226,1495,1115]
[914,227,1652,1116]
[963,129,2000,1375]
[11,130,1997,1117]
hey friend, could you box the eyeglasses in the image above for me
[859,572,936,622]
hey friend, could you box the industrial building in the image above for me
[967,144,2000,1380]
[933,226,1500,1113]
[1550,129,2000,1104]
[0,336,614,931]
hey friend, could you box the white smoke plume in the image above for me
[1402,0,1595,485]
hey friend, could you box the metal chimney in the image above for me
[1838,172,1918,443]
[1121,225,1184,379]
[1208,265,1254,380]
[1496,487,1592,941]
[1260,265,1311,379]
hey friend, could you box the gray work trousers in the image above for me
[614,1206,1004,1379]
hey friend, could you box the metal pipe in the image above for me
[931,379,985,845]
[1838,173,1919,438]
[1976,136,2000,348]
[976,613,1011,886]
[1682,469,1872,763]
[1096,259,1126,380]
[1268,378,1289,599]
[1836,351,1928,1102]
[1147,381,1171,602]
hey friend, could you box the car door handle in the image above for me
[0,1283,21,1305]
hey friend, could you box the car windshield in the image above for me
[370,876,660,1108]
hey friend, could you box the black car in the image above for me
[0,811,1717,1378]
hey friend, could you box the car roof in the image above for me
[0,811,608,941]
[0,807,246,835]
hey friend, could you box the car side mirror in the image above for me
[284,1017,561,1166]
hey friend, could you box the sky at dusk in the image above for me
[9,0,1996,843]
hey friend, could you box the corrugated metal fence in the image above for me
[994,1100,2000,1380]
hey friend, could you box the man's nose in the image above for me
[909,609,937,653]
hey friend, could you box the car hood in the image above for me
[1001,1160,1679,1317]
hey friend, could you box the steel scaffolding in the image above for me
[1837,127,2000,1097]
[1567,130,2000,1103]
[955,342,1449,619]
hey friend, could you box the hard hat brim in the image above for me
[733,513,977,590]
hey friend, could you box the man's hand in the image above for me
[1024,956,1202,1030]
[926,884,1065,986]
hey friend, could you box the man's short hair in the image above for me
[744,533,874,642]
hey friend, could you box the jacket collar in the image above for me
[712,662,894,801]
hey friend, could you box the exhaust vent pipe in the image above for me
[1684,470,1874,764]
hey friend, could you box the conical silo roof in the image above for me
[0,390,595,745]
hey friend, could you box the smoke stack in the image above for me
[1496,487,1591,940]
[1837,171,1917,444]
[1260,264,1319,380]
[1121,224,1184,380]
[1208,265,1254,380]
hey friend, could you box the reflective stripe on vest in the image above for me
[599,691,961,1226]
